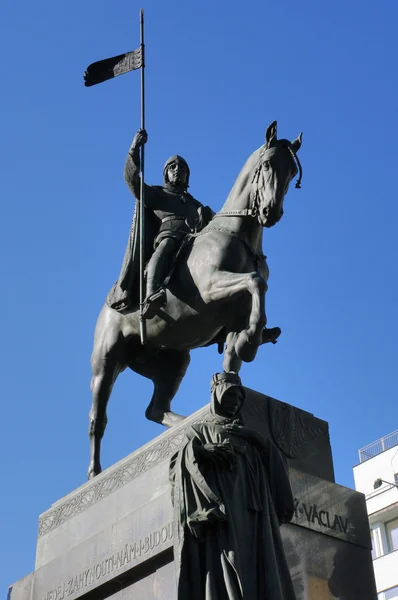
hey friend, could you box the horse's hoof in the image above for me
[261,326,281,345]
[162,411,186,428]
[87,463,102,479]
[146,407,186,428]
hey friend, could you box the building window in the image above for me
[386,518,398,553]
[371,530,376,560]
[385,586,398,600]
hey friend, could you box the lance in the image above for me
[84,10,147,344]
[138,9,147,345]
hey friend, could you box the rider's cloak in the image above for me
[106,202,156,311]
[169,375,296,600]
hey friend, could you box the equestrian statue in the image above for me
[88,120,302,479]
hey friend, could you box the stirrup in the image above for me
[142,289,167,319]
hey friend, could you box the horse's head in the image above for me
[255,121,302,228]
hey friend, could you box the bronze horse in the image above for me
[88,121,302,478]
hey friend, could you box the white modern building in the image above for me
[353,430,398,600]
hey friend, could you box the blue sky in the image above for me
[2,0,398,591]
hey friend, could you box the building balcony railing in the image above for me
[359,430,398,463]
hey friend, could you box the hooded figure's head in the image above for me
[163,155,190,190]
[210,372,246,420]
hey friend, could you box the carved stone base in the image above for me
[9,389,377,600]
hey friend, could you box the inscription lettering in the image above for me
[332,514,342,531]
[292,497,354,538]
[311,505,320,525]
[319,510,329,528]
[340,516,349,534]
[302,503,313,522]
[43,522,173,600]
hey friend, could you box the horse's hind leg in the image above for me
[88,319,124,479]
[129,348,191,428]
[89,356,122,479]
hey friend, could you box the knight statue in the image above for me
[106,129,215,318]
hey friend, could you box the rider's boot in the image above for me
[142,238,177,319]
[142,288,167,319]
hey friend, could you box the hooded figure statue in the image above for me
[169,372,297,600]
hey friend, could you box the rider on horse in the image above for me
[106,129,214,318]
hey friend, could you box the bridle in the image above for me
[197,143,302,269]
[214,143,302,220]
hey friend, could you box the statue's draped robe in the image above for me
[170,410,296,600]
[107,151,214,311]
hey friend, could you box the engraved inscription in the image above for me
[42,522,174,600]
[292,497,354,536]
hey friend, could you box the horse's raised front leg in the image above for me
[223,331,243,373]
[201,270,267,363]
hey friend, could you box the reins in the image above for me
[214,147,266,219]
[172,142,302,274]
[213,207,258,218]
[289,146,303,189]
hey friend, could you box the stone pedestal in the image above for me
[9,389,377,600]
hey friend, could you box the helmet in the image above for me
[163,155,190,187]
